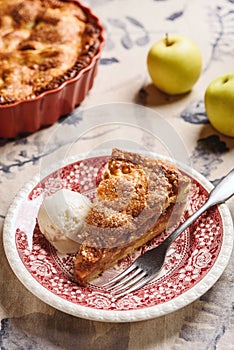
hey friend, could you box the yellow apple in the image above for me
[147,34,202,95]
[205,72,234,137]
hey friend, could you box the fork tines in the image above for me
[103,264,150,297]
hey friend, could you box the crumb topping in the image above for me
[78,149,190,252]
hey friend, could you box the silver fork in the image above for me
[103,168,234,298]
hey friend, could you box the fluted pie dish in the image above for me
[0,0,104,138]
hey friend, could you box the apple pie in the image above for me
[74,149,191,286]
[0,0,102,104]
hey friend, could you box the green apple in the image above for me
[205,72,234,137]
[147,34,202,95]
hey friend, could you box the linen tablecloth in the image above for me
[0,0,234,348]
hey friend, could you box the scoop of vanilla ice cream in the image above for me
[37,189,91,254]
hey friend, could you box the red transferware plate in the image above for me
[3,153,233,322]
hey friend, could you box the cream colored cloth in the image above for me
[0,0,234,348]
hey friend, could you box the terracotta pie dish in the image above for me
[0,0,105,138]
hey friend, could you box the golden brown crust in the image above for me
[74,149,191,286]
[0,0,101,104]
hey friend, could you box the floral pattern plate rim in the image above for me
[3,152,233,323]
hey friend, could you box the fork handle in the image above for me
[205,168,234,206]
[164,168,234,247]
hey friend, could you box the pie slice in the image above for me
[74,148,191,286]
